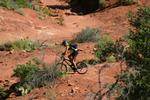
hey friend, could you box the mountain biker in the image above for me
[62,40,79,70]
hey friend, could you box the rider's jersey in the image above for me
[69,44,78,52]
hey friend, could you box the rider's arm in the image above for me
[64,45,69,55]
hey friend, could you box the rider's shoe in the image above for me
[72,67,77,72]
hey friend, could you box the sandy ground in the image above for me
[0,0,149,99]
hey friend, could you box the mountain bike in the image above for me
[56,55,88,74]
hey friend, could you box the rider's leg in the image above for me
[68,54,75,66]
[68,53,76,71]
[72,51,78,68]
[72,57,77,68]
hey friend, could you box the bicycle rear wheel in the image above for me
[57,63,68,73]
[76,62,88,74]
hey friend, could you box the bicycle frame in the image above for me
[57,55,88,74]
[59,56,76,69]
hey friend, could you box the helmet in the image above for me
[62,40,68,46]
[71,44,78,49]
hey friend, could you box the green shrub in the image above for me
[33,5,52,19]
[106,55,116,62]
[13,60,62,96]
[0,0,31,10]
[0,0,51,18]
[12,39,41,51]
[25,64,62,88]
[126,11,134,19]
[55,16,64,25]
[0,87,8,99]
[95,35,125,62]
[13,60,41,96]
[14,61,40,80]
[95,35,114,61]
[0,39,41,51]
[31,0,53,19]
[0,42,12,51]
[99,0,106,9]
[106,6,150,100]
[131,7,150,30]
[118,0,136,5]
[32,57,44,65]
[96,35,113,49]
[74,27,100,43]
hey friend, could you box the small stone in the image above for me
[55,42,59,45]
[71,86,79,93]
[9,50,14,54]
[112,23,116,26]
[68,83,74,86]
[67,81,75,86]
[61,93,65,96]
[93,48,97,51]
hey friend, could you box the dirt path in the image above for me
[54,60,127,100]
[0,1,137,43]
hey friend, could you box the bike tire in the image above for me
[57,63,68,73]
[76,62,88,74]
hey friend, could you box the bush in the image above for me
[0,39,41,51]
[0,0,52,18]
[99,0,106,9]
[13,61,40,96]
[0,87,8,99]
[95,35,114,61]
[14,61,40,80]
[73,27,100,43]
[13,60,62,96]
[0,42,12,51]
[106,6,150,100]
[25,64,62,88]
[95,35,125,62]
[118,0,136,5]
[106,55,116,63]
[55,16,64,25]
[0,0,31,10]
[130,7,150,30]
[32,4,52,19]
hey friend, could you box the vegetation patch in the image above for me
[0,39,45,52]
[101,6,150,100]
[0,0,52,18]
[106,55,116,63]
[73,27,100,43]
[25,64,62,88]
[31,1,52,19]
[95,35,115,62]
[14,61,40,80]
[118,0,136,5]
[95,35,125,62]
[0,87,8,99]
[55,16,64,25]
[0,0,31,10]
[99,0,107,9]
[12,59,62,96]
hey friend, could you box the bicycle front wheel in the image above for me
[76,62,88,74]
